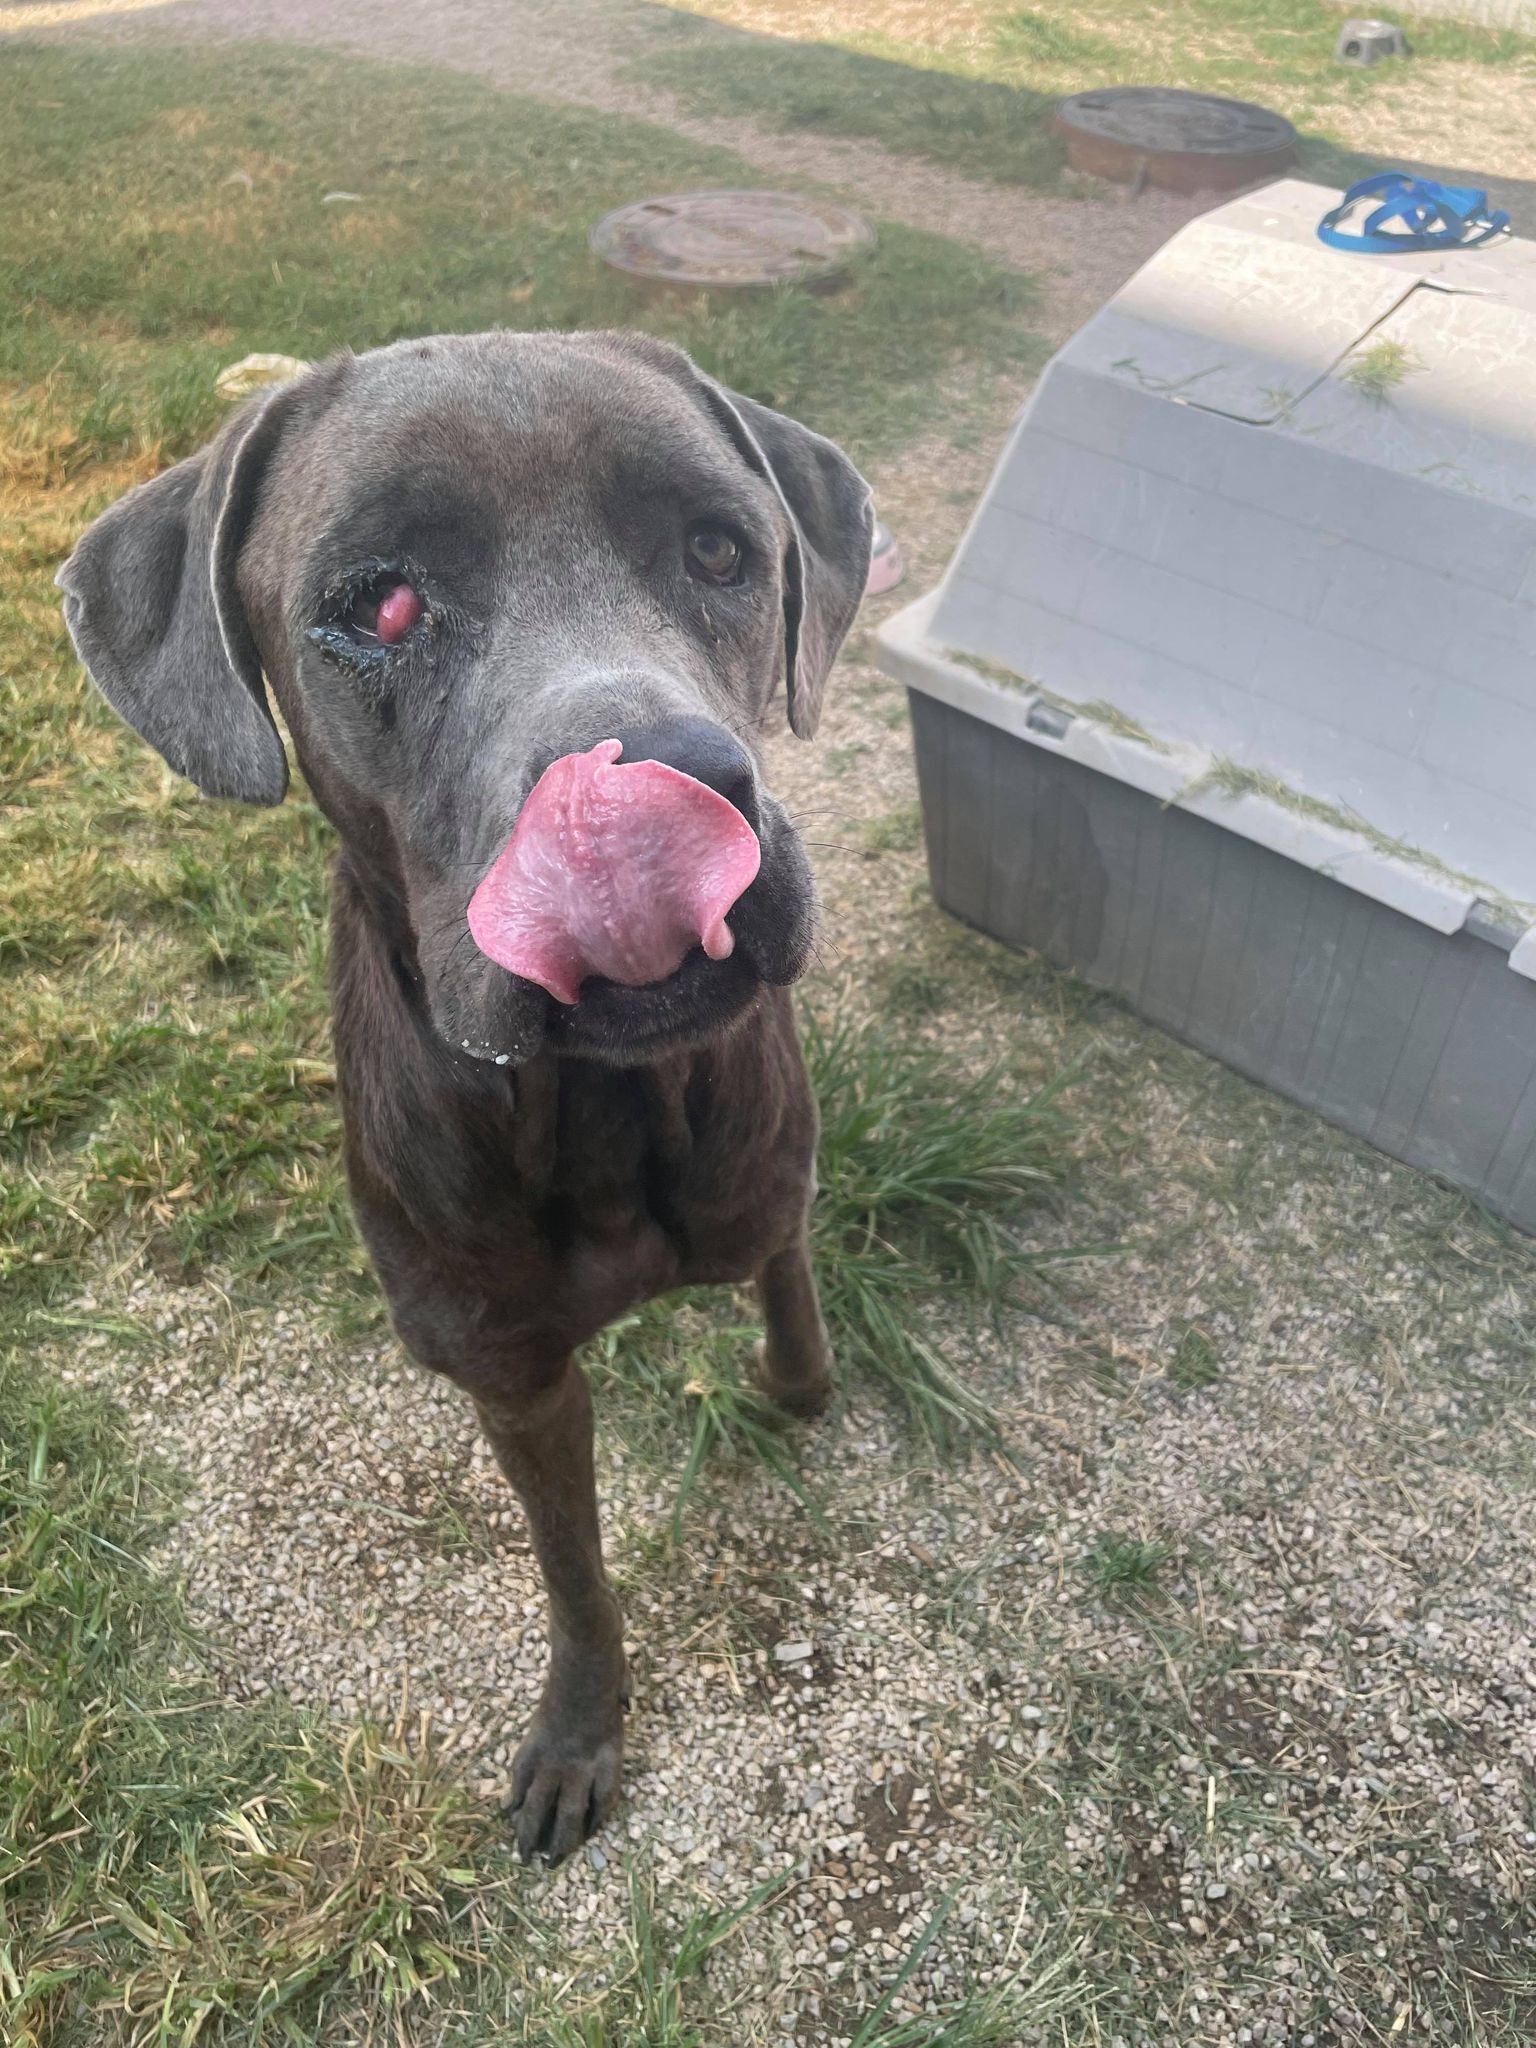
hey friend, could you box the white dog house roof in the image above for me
[897,177,1536,953]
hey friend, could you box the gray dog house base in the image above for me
[877,180,1536,1230]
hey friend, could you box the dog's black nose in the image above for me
[611,719,758,824]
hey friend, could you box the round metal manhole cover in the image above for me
[1054,87,1297,194]
[590,189,875,290]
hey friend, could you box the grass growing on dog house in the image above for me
[1339,336,1419,403]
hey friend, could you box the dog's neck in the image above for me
[332,838,417,986]
[329,842,802,1342]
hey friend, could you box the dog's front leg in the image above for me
[754,1229,834,1419]
[474,1360,627,1864]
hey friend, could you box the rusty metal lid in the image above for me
[590,189,875,289]
[1054,87,1296,194]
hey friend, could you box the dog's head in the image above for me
[58,331,872,1065]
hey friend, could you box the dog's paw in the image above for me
[751,1337,834,1420]
[506,1709,624,1865]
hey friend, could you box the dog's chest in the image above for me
[539,1057,784,1303]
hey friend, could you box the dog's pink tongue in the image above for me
[467,740,761,1004]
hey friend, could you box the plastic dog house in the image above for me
[877,179,1536,1229]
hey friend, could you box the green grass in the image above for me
[11,28,1536,2048]
[0,46,1076,2037]
[588,1302,829,1536]
[1339,335,1419,402]
[531,1875,1087,2047]
[1173,755,1534,922]
[840,1896,1087,2043]
[0,41,1039,473]
[859,801,924,858]
[1167,1324,1221,1389]
[0,37,1043,1346]
[538,1865,798,2047]
[632,0,1536,194]
[804,1012,1071,1440]
[1085,1530,1171,1595]
[3,1358,1100,2045]
[948,648,1169,752]
[981,1639,1536,2042]
[630,23,1068,189]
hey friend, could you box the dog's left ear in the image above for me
[700,384,874,740]
[56,368,337,804]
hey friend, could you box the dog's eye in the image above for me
[685,523,744,585]
[342,576,423,647]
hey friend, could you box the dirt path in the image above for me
[21,0,1209,341]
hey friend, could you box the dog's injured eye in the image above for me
[310,569,425,673]
[345,577,422,646]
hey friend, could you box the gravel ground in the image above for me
[49,1031,1536,2043]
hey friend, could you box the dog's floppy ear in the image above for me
[698,382,874,740]
[57,373,321,805]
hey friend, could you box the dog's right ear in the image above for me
[57,370,329,805]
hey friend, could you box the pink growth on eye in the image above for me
[376,583,422,645]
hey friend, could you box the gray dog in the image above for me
[59,331,873,1861]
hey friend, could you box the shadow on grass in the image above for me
[627,7,1069,189]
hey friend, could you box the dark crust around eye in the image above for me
[307,555,445,679]
[315,556,418,625]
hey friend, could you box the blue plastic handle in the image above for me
[1318,172,1509,253]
